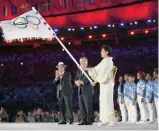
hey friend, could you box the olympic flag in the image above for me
[0,7,93,83]
[0,9,54,41]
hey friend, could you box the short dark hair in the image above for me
[129,74,135,78]
[101,45,112,55]
[119,76,123,78]
[137,71,146,80]
[146,73,152,77]
[125,73,130,77]
[80,57,88,61]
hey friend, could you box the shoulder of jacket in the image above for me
[66,71,71,75]
[77,69,81,73]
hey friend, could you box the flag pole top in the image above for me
[32,7,37,13]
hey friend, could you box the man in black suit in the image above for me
[75,57,93,125]
[54,62,73,124]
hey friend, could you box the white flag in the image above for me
[0,9,54,41]
[0,7,92,82]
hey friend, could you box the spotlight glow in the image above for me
[120,23,124,26]
[61,37,64,40]
[147,19,151,23]
[54,29,58,32]
[108,25,111,27]
[94,26,97,29]
[88,35,92,39]
[102,34,106,38]
[130,31,134,35]
[145,30,149,34]
[80,27,84,30]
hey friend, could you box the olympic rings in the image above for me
[13,17,28,29]
[13,15,41,30]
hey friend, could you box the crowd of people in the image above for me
[0,107,100,123]
[0,69,157,124]
[0,43,157,124]
[117,69,158,124]
[0,44,157,87]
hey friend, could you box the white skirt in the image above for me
[99,80,115,123]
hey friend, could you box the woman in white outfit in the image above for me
[86,45,116,126]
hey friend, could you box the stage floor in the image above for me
[0,123,158,130]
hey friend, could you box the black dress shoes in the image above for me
[58,121,67,124]
[85,121,93,125]
[78,122,86,125]
[69,121,74,124]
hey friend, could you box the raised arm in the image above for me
[87,58,113,84]
[53,77,60,85]
[53,70,61,85]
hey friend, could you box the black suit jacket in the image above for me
[74,70,93,96]
[54,71,73,98]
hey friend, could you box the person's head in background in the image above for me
[79,57,88,69]
[101,45,112,58]
[153,68,158,80]
[128,74,135,83]
[36,108,42,115]
[124,74,129,82]
[119,76,124,83]
[57,111,61,116]
[0,107,4,113]
[28,112,32,117]
[45,112,49,116]
[137,71,145,81]
[145,73,152,82]
[56,62,66,73]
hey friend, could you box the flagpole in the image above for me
[55,36,92,82]
[32,7,93,83]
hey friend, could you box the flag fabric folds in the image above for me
[0,8,54,41]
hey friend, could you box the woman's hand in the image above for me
[91,81,97,86]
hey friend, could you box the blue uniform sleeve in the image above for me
[141,82,146,90]
[134,84,137,93]
[150,81,153,93]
